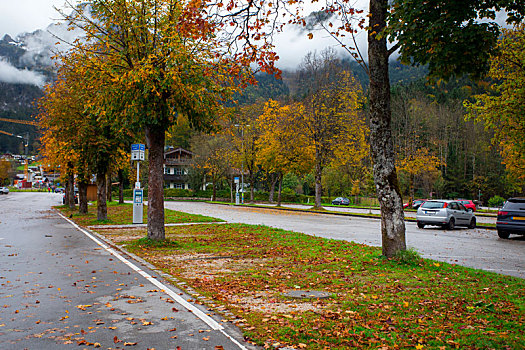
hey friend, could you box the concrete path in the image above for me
[0,192,255,349]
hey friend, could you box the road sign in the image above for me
[131,144,145,161]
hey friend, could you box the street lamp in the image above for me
[234,124,249,204]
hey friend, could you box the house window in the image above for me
[164,167,170,175]
[175,168,183,175]
[174,183,184,189]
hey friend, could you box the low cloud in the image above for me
[0,59,45,87]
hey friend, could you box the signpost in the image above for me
[131,144,145,224]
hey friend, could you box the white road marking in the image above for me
[57,212,248,350]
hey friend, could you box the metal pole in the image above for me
[241,126,244,204]
[136,162,140,188]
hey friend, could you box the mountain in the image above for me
[0,29,56,154]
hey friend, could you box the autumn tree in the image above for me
[229,103,265,202]
[60,0,269,240]
[396,148,442,201]
[465,24,525,189]
[191,133,234,201]
[293,50,364,209]
[39,52,131,218]
[257,100,313,205]
[296,0,525,256]
[0,159,12,185]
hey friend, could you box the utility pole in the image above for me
[234,124,249,204]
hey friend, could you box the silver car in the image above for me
[416,199,476,230]
[0,186,9,194]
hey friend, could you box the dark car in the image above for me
[412,199,427,209]
[496,197,525,239]
[332,197,350,205]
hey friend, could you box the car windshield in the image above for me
[459,200,469,204]
[503,201,525,210]
[421,201,446,209]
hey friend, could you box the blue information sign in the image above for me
[134,189,143,204]
[131,144,145,151]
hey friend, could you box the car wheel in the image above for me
[417,221,425,229]
[468,217,476,229]
[497,230,510,239]
[447,217,455,230]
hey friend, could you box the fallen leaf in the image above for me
[124,342,138,346]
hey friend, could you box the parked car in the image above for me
[412,199,427,209]
[0,186,9,194]
[417,199,476,230]
[332,197,350,205]
[496,197,525,239]
[456,199,477,212]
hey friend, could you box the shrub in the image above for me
[488,195,505,208]
[392,247,422,266]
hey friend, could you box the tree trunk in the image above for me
[249,170,255,202]
[64,179,70,206]
[314,153,323,209]
[106,170,112,203]
[67,170,75,210]
[146,125,165,240]
[369,0,406,258]
[118,169,124,204]
[78,180,88,214]
[277,173,283,207]
[212,180,217,201]
[96,171,107,221]
[269,173,278,203]
[230,176,234,203]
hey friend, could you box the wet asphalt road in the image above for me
[0,192,253,350]
[164,201,525,279]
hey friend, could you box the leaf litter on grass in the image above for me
[93,223,524,349]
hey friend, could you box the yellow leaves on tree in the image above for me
[465,24,525,187]
[396,148,443,200]
[257,100,314,177]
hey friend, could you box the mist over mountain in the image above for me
[0,14,427,155]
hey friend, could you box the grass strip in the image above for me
[55,202,222,226]
[96,223,524,349]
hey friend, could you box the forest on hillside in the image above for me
[164,53,521,204]
[6,40,522,204]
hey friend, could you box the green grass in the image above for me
[56,201,222,226]
[99,223,525,349]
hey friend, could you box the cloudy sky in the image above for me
[0,0,70,37]
[0,0,371,70]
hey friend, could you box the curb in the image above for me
[54,209,258,350]
[207,202,497,230]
